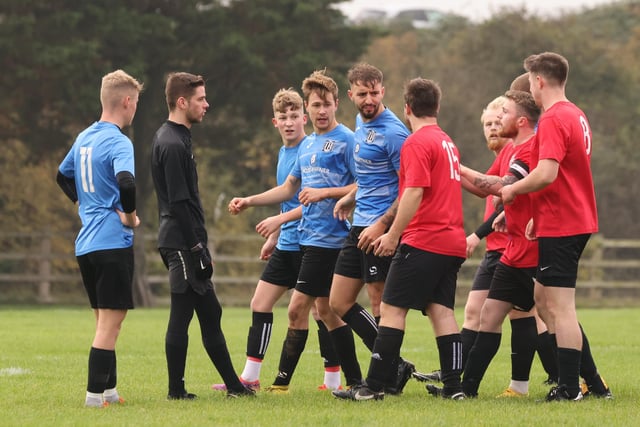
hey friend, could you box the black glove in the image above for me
[190,243,213,279]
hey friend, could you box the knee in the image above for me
[250,296,265,312]
[464,302,481,325]
[314,303,332,321]
[288,306,304,325]
[329,297,348,318]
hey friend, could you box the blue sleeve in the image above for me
[58,144,76,178]
[111,135,135,176]
[388,125,409,171]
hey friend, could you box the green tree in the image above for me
[0,0,371,304]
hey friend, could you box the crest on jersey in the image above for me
[323,140,335,152]
[310,153,317,164]
[366,130,376,143]
[355,143,360,154]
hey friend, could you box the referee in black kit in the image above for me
[151,72,254,400]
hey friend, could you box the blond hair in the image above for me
[480,96,506,124]
[272,88,304,114]
[100,70,143,110]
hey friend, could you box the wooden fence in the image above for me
[0,231,639,307]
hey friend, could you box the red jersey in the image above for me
[488,139,538,268]
[399,125,466,258]
[483,155,508,253]
[530,101,598,237]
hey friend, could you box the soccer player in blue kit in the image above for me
[212,88,342,392]
[329,63,415,392]
[228,69,357,393]
[57,69,143,407]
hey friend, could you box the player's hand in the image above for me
[116,209,140,228]
[333,193,355,221]
[298,187,325,206]
[357,222,386,253]
[492,211,507,233]
[228,197,249,215]
[500,185,516,205]
[191,243,213,279]
[525,218,537,240]
[260,238,277,260]
[256,215,281,238]
[466,233,480,258]
[372,232,399,257]
[491,195,503,210]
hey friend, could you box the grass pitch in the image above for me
[0,306,637,426]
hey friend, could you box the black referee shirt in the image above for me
[151,120,207,249]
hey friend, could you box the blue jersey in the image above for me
[290,124,355,248]
[276,139,303,251]
[353,109,409,226]
[58,121,135,255]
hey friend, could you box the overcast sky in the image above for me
[336,0,622,22]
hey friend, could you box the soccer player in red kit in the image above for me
[333,77,466,401]
[501,52,611,401]
[434,90,542,398]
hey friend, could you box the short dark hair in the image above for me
[504,90,540,125]
[165,72,205,111]
[347,63,383,88]
[404,78,441,118]
[523,52,569,86]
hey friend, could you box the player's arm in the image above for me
[298,182,357,206]
[466,207,503,258]
[501,159,559,204]
[116,171,139,228]
[474,207,503,240]
[372,187,422,257]
[460,164,517,198]
[255,205,303,238]
[229,175,300,214]
[56,170,78,203]
[260,230,279,260]
[358,198,399,253]
[363,169,401,237]
[333,186,357,221]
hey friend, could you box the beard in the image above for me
[499,125,517,139]
[359,104,380,120]
[486,138,504,151]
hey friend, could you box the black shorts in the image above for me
[159,248,214,296]
[487,262,536,312]
[382,244,464,313]
[295,245,341,297]
[537,234,591,288]
[77,247,134,310]
[260,248,303,289]
[333,226,391,283]
[470,250,502,291]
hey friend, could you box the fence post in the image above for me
[38,234,53,303]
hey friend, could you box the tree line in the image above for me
[1,0,638,303]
